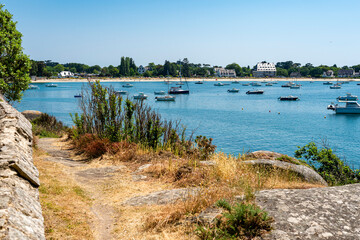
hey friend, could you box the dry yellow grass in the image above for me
[33,147,94,240]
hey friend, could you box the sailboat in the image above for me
[168,62,190,94]
[157,74,176,101]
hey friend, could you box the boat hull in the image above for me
[335,108,360,114]
[169,90,189,94]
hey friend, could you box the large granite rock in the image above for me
[0,95,45,239]
[256,184,360,239]
[244,159,327,186]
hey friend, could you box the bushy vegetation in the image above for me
[196,199,273,239]
[32,113,68,138]
[71,81,215,159]
[295,142,360,186]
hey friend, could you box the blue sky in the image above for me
[3,0,360,67]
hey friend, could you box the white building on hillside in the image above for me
[253,62,276,77]
[58,71,74,78]
[214,68,236,77]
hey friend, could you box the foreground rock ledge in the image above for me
[256,184,360,240]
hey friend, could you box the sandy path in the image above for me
[37,138,118,240]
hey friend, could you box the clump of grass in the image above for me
[196,200,273,239]
[32,113,68,138]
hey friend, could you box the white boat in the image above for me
[122,83,133,88]
[176,82,184,85]
[242,83,250,86]
[227,88,239,93]
[250,82,262,86]
[133,92,148,100]
[155,95,175,101]
[214,82,224,86]
[327,101,360,114]
[45,84,58,87]
[330,84,341,89]
[154,90,166,95]
[323,81,333,85]
[115,90,128,95]
[337,93,358,102]
[290,84,301,89]
[28,85,39,89]
[265,83,273,86]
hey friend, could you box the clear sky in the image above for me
[3,0,360,67]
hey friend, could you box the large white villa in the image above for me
[58,71,74,78]
[214,68,236,77]
[253,62,276,77]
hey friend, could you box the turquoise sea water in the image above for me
[15,81,360,167]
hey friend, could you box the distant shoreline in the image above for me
[31,77,360,83]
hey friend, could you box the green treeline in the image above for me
[29,58,360,78]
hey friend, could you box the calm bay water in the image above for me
[15,81,360,167]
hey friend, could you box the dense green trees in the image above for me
[28,57,360,79]
[0,5,31,102]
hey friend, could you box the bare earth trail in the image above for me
[37,138,119,240]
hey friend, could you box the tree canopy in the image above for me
[0,5,31,102]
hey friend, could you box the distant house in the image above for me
[253,63,276,78]
[338,69,355,78]
[138,65,147,74]
[290,72,302,78]
[58,71,74,78]
[214,68,236,77]
[322,70,334,78]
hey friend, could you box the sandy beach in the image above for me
[32,77,360,83]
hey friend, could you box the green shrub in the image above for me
[196,200,273,239]
[71,80,216,158]
[32,113,68,138]
[295,142,360,186]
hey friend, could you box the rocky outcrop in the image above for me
[0,95,45,239]
[256,184,360,239]
[244,159,328,186]
[124,188,199,206]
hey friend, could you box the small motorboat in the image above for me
[242,83,250,86]
[323,81,333,85]
[337,93,358,102]
[272,82,278,84]
[232,81,240,84]
[74,94,82,98]
[195,81,204,84]
[28,85,39,89]
[115,90,128,95]
[290,84,301,89]
[281,82,294,88]
[169,86,189,94]
[357,83,360,85]
[278,95,299,101]
[340,81,350,84]
[155,95,175,101]
[327,101,360,114]
[227,88,239,93]
[45,84,58,87]
[122,83,133,88]
[133,92,148,100]
[330,84,341,89]
[176,82,184,85]
[246,90,264,95]
[154,90,166,95]
[250,82,262,86]
[265,83,273,86]
[214,82,224,86]
[223,83,230,86]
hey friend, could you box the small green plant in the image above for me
[196,200,273,239]
[295,141,360,186]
